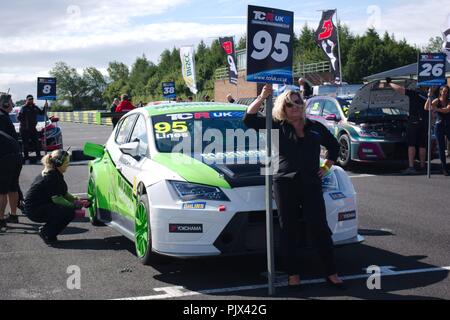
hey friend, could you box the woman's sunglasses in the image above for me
[285,100,304,109]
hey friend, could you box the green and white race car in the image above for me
[84,103,363,265]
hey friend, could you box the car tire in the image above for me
[88,174,103,226]
[135,195,154,265]
[338,134,352,168]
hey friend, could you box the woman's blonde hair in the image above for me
[272,90,304,122]
[41,149,69,175]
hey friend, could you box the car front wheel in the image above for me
[135,195,153,265]
[338,134,352,168]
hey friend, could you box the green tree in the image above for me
[107,61,129,82]
[425,36,444,52]
[49,62,87,110]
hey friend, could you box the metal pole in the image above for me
[428,96,432,179]
[334,9,344,84]
[43,100,47,155]
[265,95,275,296]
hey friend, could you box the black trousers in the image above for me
[27,204,75,239]
[435,121,450,169]
[273,174,336,277]
[20,129,41,159]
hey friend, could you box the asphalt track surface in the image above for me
[1,122,449,300]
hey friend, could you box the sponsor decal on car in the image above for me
[182,202,207,210]
[329,192,346,200]
[338,210,356,222]
[169,224,203,233]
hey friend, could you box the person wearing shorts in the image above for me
[387,78,428,174]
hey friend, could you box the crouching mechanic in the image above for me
[23,150,90,244]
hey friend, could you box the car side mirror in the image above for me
[84,143,105,159]
[325,114,339,122]
[119,141,140,157]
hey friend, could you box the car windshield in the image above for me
[337,98,352,118]
[152,110,263,158]
[348,107,408,122]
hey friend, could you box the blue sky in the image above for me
[0,0,449,101]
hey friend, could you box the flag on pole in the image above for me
[180,46,198,95]
[219,37,238,85]
[315,10,341,83]
[442,27,450,64]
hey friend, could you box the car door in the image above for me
[107,114,139,220]
[120,114,150,214]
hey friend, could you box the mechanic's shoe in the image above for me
[402,167,417,175]
[0,219,7,232]
[38,227,58,245]
[443,169,449,176]
[7,214,19,224]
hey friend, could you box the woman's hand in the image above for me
[318,161,333,179]
[259,84,273,100]
[318,167,329,179]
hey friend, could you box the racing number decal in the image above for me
[154,121,188,134]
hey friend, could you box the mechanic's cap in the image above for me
[26,94,34,100]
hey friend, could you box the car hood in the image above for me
[348,79,417,118]
[152,152,266,189]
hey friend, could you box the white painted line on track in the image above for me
[114,265,450,300]
[350,174,376,179]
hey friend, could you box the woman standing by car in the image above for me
[24,150,90,244]
[426,85,450,176]
[243,84,345,290]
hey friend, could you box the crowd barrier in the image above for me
[48,111,113,126]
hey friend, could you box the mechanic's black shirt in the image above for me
[405,89,428,124]
[243,113,340,182]
[18,104,45,131]
[303,82,313,98]
[0,130,20,158]
[24,170,68,214]
[0,108,18,140]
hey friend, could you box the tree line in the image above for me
[49,25,436,110]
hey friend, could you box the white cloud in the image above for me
[346,0,450,46]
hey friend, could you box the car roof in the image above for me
[140,102,247,117]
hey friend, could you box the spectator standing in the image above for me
[110,98,120,128]
[18,95,46,163]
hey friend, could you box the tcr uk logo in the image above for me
[253,11,290,23]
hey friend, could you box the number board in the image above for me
[417,53,447,87]
[162,81,176,99]
[246,5,294,84]
[37,77,57,100]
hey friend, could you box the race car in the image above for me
[306,80,438,167]
[10,107,63,152]
[84,102,363,265]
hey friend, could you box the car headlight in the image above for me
[169,181,230,202]
[322,172,339,191]
[355,125,379,137]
